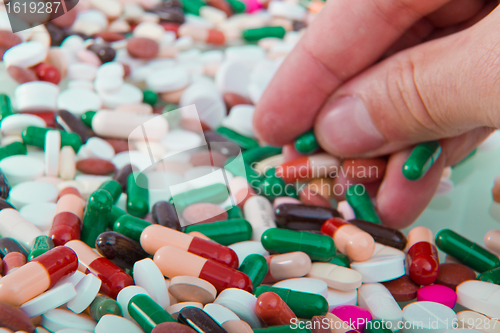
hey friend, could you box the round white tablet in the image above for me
[214,288,263,329]
[42,309,96,333]
[67,274,102,314]
[14,81,59,111]
[308,263,362,291]
[161,129,203,152]
[21,283,77,317]
[94,76,124,94]
[133,258,169,309]
[19,202,57,232]
[350,244,405,283]
[97,62,125,78]
[99,83,143,109]
[327,288,358,311]
[57,89,102,116]
[79,137,115,160]
[358,283,403,329]
[168,276,217,305]
[3,41,47,68]
[457,280,500,319]
[45,130,61,177]
[9,181,58,209]
[215,60,251,98]
[402,301,457,333]
[1,114,46,136]
[273,278,329,299]
[203,303,240,325]
[167,302,203,320]
[95,315,143,333]
[146,67,190,92]
[117,285,149,320]
[228,241,270,265]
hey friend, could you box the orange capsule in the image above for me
[341,158,386,183]
[276,154,341,183]
[255,292,297,326]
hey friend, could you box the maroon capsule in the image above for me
[77,158,116,175]
[126,37,159,59]
[407,241,439,285]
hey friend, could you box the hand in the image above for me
[253,0,500,229]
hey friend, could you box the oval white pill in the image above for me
[9,181,58,209]
[133,258,170,309]
[402,301,457,333]
[41,309,96,332]
[45,130,61,177]
[3,41,47,68]
[78,137,115,160]
[15,81,59,111]
[0,155,45,186]
[57,89,102,116]
[457,280,500,319]
[99,83,143,109]
[308,263,362,291]
[327,288,357,312]
[19,202,57,232]
[146,67,191,93]
[67,274,102,314]
[20,283,77,317]
[214,288,263,329]
[1,114,46,136]
[358,283,403,329]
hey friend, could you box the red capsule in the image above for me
[21,111,56,127]
[256,292,297,326]
[34,63,61,84]
[407,241,439,285]
[49,191,84,246]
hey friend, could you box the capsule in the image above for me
[216,126,259,150]
[0,142,26,163]
[89,294,122,321]
[239,254,268,288]
[254,285,328,319]
[261,229,336,262]
[184,219,253,246]
[22,126,82,152]
[402,141,441,181]
[127,172,149,218]
[478,266,500,284]
[0,94,14,121]
[27,235,54,260]
[0,237,28,259]
[242,146,282,165]
[128,294,175,333]
[256,292,297,326]
[484,230,500,257]
[0,246,78,306]
[153,246,252,293]
[80,189,113,247]
[96,231,150,271]
[345,185,381,224]
[98,180,122,204]
[242,26,286,41]
[178,306,227,333]
[49,188,85,246]
[113,214,152,242]
[259,170,294,200]
[152,201,182,230]
[171,183,229,212]
[113,164,137,193]
[0,208,42,249]
[294,131,318,155]
[329,253,351,268]
[347,219,407,250]
[407,228,439,285]
[109,206,128,228]
[262,252,312,284]
[321,218,375,262]
[436,229,500,273]
[65,240,134,298]
[56,109,93,143]
[141,224,239,269]
[227,205,244,219]
[178,24,225,45]
[244,196,277,241]
[2,251,26,274]
[275,154,341,183]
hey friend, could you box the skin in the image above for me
[254,0,500,229]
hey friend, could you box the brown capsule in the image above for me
[382,275,420,302]
[56,110,94,143]
[152,322,196,333]
[0,31,22,50]
[7,66,38,84]
[311,316,332,333]
[96,231,149,270]
[105,139,129,153]
[341,158,386,183]
[95,32,126,42]
[87,44,116,63]
[435,263,476,291]
[76,158,116,175]
[255,292,297,326]
[299,186,332,208]
[154,3,185,24]
[45,23,67,47]
[0,302,35,333]
[113,164,138,192]
[126,37,159,59]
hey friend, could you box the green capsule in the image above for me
[0,142,27,161]
[127,172,149,217]
[365,319,393,333]
[436,229,500,273]
[224,158,263,190]
[254,325,312,333]
[242,26,287,41]
[128,294,175,333]
[109,206,128,229]
[478,266,500,285]
[80,189,114,247]
[226,0,245,13]
[0,94,14,122]
[239,254,268,288]
[329,253,350,268]
[171,183,228,212]
[345,184,381,224]
[216,126,259,150]
[99,180,122,204]
[89,294,122,321]
[113,214,152,242]
[294,131,318,154]
[22,126,82,152]
[81,111,96,127]
[227,205,244,219]
[402,141,441,181]
[180,0,205,15]
[142,90,157,106]
[242,146,282,165]
[260,173,287,200]
[261,229,335,262]
[184,219,252,245]
[254,285,328,319]
[27,235,54,260]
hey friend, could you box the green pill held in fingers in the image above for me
[239,254,268,288]
[216,126,259,150]
[242,146,282,165]
[127,172,149,218]
[128,294,175,333]
[80,189,114,247]
[345,184,381,224]
[294,131,319,154]
[402,141,441,180]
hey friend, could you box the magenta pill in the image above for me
[417,284,457,308]
[331,305,372,332]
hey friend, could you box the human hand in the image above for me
[253,0,500,229]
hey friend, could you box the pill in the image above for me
[152,322,197,333]
[381,275,420,302]
[28,235,55,260]
[168,276,217,304]
[0,208,43,249]
[80,189,113,247]
[0,237,29,259]
[2,252,26,275]
[94,314,141,333]
[331,305,372,332]
[184,218,253,245]
[96,232,149,270]
[276,154,341,183]
[307,263,362,291]
[402,301,457,332]
[154,246,252,293]
[350,243,405,283]
[128,293,175,333]
[347,219,407,250]
[56,110,93,144]
[167,302,204,319]
[9,181,58,209]
[345,185,381,225]
[357,283,403,329]
[435,263,476,290]
[263,251,311,284]
[406,228,439,285]
[178,306,227,332]
[20,282,77,317]
[244,195,277,241]
[299,186,332,208]
[66,274,102,314]
[117,286,149,320]
[275,204,341,231]
[341,158,386,183]
[484,230,500,257]
[89,294,122,321]
[182,202,228,224]
[0,302,35,333]
[456,311,500,333]
[256,291,297,326]
[402,141,441,181]
[457,280,500,318]
[41,308,96,332]
[416,284,456,308]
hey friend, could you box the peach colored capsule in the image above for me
[275,153,341,183]
[262,251,312,284]
[484,230,500,257]
[406,226,434,250]
[2,252,26,275]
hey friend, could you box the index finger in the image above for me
[253,0,452,146]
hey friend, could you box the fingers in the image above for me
[253,0,453,146]
[314,6,500,158]
[426,0,485,27]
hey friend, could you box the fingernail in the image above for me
[318,96,385,155]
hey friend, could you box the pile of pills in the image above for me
[0,0,500,332]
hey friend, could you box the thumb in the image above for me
[314,6,500,158]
